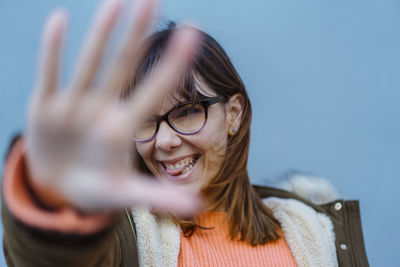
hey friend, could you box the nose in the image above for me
[155,121,182,152]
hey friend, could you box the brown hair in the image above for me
[122,23,281,245]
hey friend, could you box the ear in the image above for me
[225,93,244,136]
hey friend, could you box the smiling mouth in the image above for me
[160,154,200,177]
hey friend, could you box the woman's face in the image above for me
[135,83,232,192]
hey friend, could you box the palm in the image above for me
[25,0,199,212]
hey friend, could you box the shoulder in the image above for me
[254,175,342,266]
[253,173,340,206]
[253,174,343,223]
[254,175,341,266]
[253,174,369,266]
[273,173,340,204]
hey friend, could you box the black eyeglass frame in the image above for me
[134,96,228,142]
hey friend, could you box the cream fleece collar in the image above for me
[131,196,338,267]
[263,197,338,267]
[131,207,181,267]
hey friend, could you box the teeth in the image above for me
[164,158,195,171]
[182,162,194,174]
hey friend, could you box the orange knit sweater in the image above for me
[178,212,297,267]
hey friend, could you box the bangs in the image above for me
[175,71,211,105]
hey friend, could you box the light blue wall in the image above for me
[1,0,399,266]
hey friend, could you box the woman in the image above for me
[2,0,369,266]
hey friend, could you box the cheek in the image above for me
[203,114,229,149]
[136,143,161,175]
[196,118,228,159]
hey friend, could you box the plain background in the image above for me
[1,0,399,266]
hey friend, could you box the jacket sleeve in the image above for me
[2,138,123,267]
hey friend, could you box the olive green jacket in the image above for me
[2,138,369,267]
[2,186,369,267]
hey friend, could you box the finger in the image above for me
[59,169,201,214]
[121,26,199,135]
[33,9,67,104]
[101,0,158,98]
[69,0,123,97]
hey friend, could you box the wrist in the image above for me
[25,167,70,211]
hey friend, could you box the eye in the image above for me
[175,105,202,118]
[134,117,157,141]
[140,118,156,126]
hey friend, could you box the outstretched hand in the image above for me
[25,0,200,213]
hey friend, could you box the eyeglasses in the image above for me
[133,96,228,142]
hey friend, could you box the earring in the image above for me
[232,127,237,132]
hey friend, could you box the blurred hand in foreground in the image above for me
[25,0,200,213]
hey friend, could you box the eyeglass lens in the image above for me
[134,103,206,141]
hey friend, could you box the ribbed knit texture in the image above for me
[177,212,297,267]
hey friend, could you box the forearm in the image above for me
[2,202,121,267]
